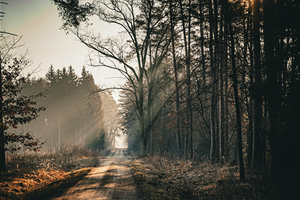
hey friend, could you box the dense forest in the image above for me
[21,65,118,151]
[51,0,300,182]
[1,59,118,156]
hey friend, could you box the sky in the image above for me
[1,0,125,102]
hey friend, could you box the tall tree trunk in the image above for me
[83,109,85,146]
[222,1,229,161]
[139,76,146,156]
[58,114,61,149]
[74,109,78,145]
[51,121,54,148]
[227,1,245,180]
[148,38,153,156]
[188,0,193,160]
[146,79,153,154]
[0,55,5,172]
[169,0,181,157]
[247,0,254,167]
[150,102,153,156]
[179,0,191,159]
[219,1,225,162]
[214,0,220,163]
[253,0,263,170]
[208,0,217,162]
[199,0,206,88]
[263,0,280,178]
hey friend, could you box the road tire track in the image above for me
[51,149,138,200]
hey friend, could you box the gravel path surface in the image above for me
[51,149,138,200]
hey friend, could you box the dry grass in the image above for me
[5,144,98,171]
[131,156,297,200]
[0,144,99,199]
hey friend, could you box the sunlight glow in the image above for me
[114,134,128,148]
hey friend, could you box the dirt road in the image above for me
[51,149,138,200]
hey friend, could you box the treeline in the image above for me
[52,0,300,180]
[18,65,117,151]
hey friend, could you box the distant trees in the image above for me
[21,65,112,151]
[100,91,118,149]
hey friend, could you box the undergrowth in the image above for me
[132,162,166,199]
[131,156,298,200]
[0,144,99,200]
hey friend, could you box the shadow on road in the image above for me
[50,148,138,200]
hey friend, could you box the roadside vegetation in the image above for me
[0,144,99,200]
[132,156,298,200]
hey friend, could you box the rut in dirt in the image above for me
[51,149,138,200]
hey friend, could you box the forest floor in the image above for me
[0,144,100,200]
[1,148,298,199]
[132,156,299,200]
